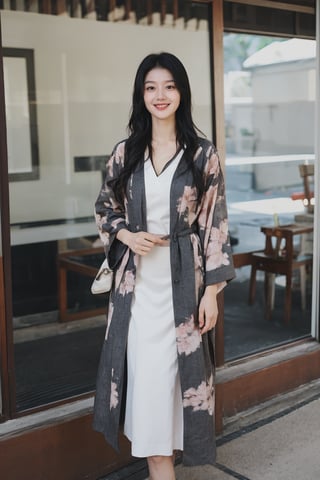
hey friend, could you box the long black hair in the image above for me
[111,52,204,205]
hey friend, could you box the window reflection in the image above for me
[224,34,315,361]
[3,5,212,410]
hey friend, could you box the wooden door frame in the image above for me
[210,0,227,367]
[0,14,16,422]
[311,0,320,341]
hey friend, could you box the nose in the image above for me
[156,86,166,100]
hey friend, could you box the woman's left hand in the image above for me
[198,284,219,334]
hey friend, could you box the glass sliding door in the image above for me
[223,33,316,360]
[311,4,320,341]
[1,1,213,412]
[0,24,14,420]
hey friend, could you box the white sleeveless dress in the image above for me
[124,151,184,458]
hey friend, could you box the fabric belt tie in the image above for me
[168,224,198,283]
[162,224,198,242]
[173,224,198,240]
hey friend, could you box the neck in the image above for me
[151,118,177,145]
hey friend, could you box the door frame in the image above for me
[311,1,319,341]
[0,15,16,421]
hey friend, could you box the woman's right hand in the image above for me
[116,229,165,255]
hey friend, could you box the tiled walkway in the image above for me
[104,388,320,480]
[176,395,320,480]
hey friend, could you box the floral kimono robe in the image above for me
[93,137,235,466]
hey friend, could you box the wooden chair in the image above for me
[291,164,314,214]
[249,224,313,324]
[293,164,314,254]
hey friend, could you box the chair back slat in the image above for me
[298,164,314,213]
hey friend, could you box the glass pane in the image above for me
[224,33,315,360]
[2,3,212,410]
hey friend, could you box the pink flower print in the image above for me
[194,146,202,160]
[119,270,135,296]
[95,213,110,247]
[205,145,212,158]
[198,185,217,230]
[107,156,114,178]
[110,381,119,409]
[128,175,134,200]
[176,315,201,356]
[105,301,114,340]
[116,142,125,162]
[207,151,219,176]
[110,369,119,410]
[115,267,122,290]
[107,142,124,177]
[183,375,214,415]
[111,217,124,230]
[177,186,197,216]
[191,235,204,300]
[192,238,204,273]
[206,221,230,270]
[109,196,120,210]
[123,197,129,222]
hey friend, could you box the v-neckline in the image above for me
[148,147,183,177]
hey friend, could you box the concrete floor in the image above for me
[217,399,320,479]
[176,395,320,480]
[108,382,320,480]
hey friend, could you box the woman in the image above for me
[93,52,235,480]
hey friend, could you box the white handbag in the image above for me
[91,258,113,294]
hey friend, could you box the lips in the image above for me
[154,104,170,110]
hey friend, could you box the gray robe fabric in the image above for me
[93,137,235,466]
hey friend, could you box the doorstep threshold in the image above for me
[0,397,94,439]
[217,339,320,383]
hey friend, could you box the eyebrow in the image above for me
[144,79,175,84]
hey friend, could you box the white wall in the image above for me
[2,11,212,224]
[252,101,315,154]
[225,55,316,158]
[251,60,316,104]
[250,59,316,155]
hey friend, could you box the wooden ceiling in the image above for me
[0,1,316,37]
[224,1,316,37]
[225,1,315,14]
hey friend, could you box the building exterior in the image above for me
[0,1,319,479]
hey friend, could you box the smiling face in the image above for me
[143,67,181,122]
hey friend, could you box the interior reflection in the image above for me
[224,33,315,360]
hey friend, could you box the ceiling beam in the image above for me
[224,0,315,15]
